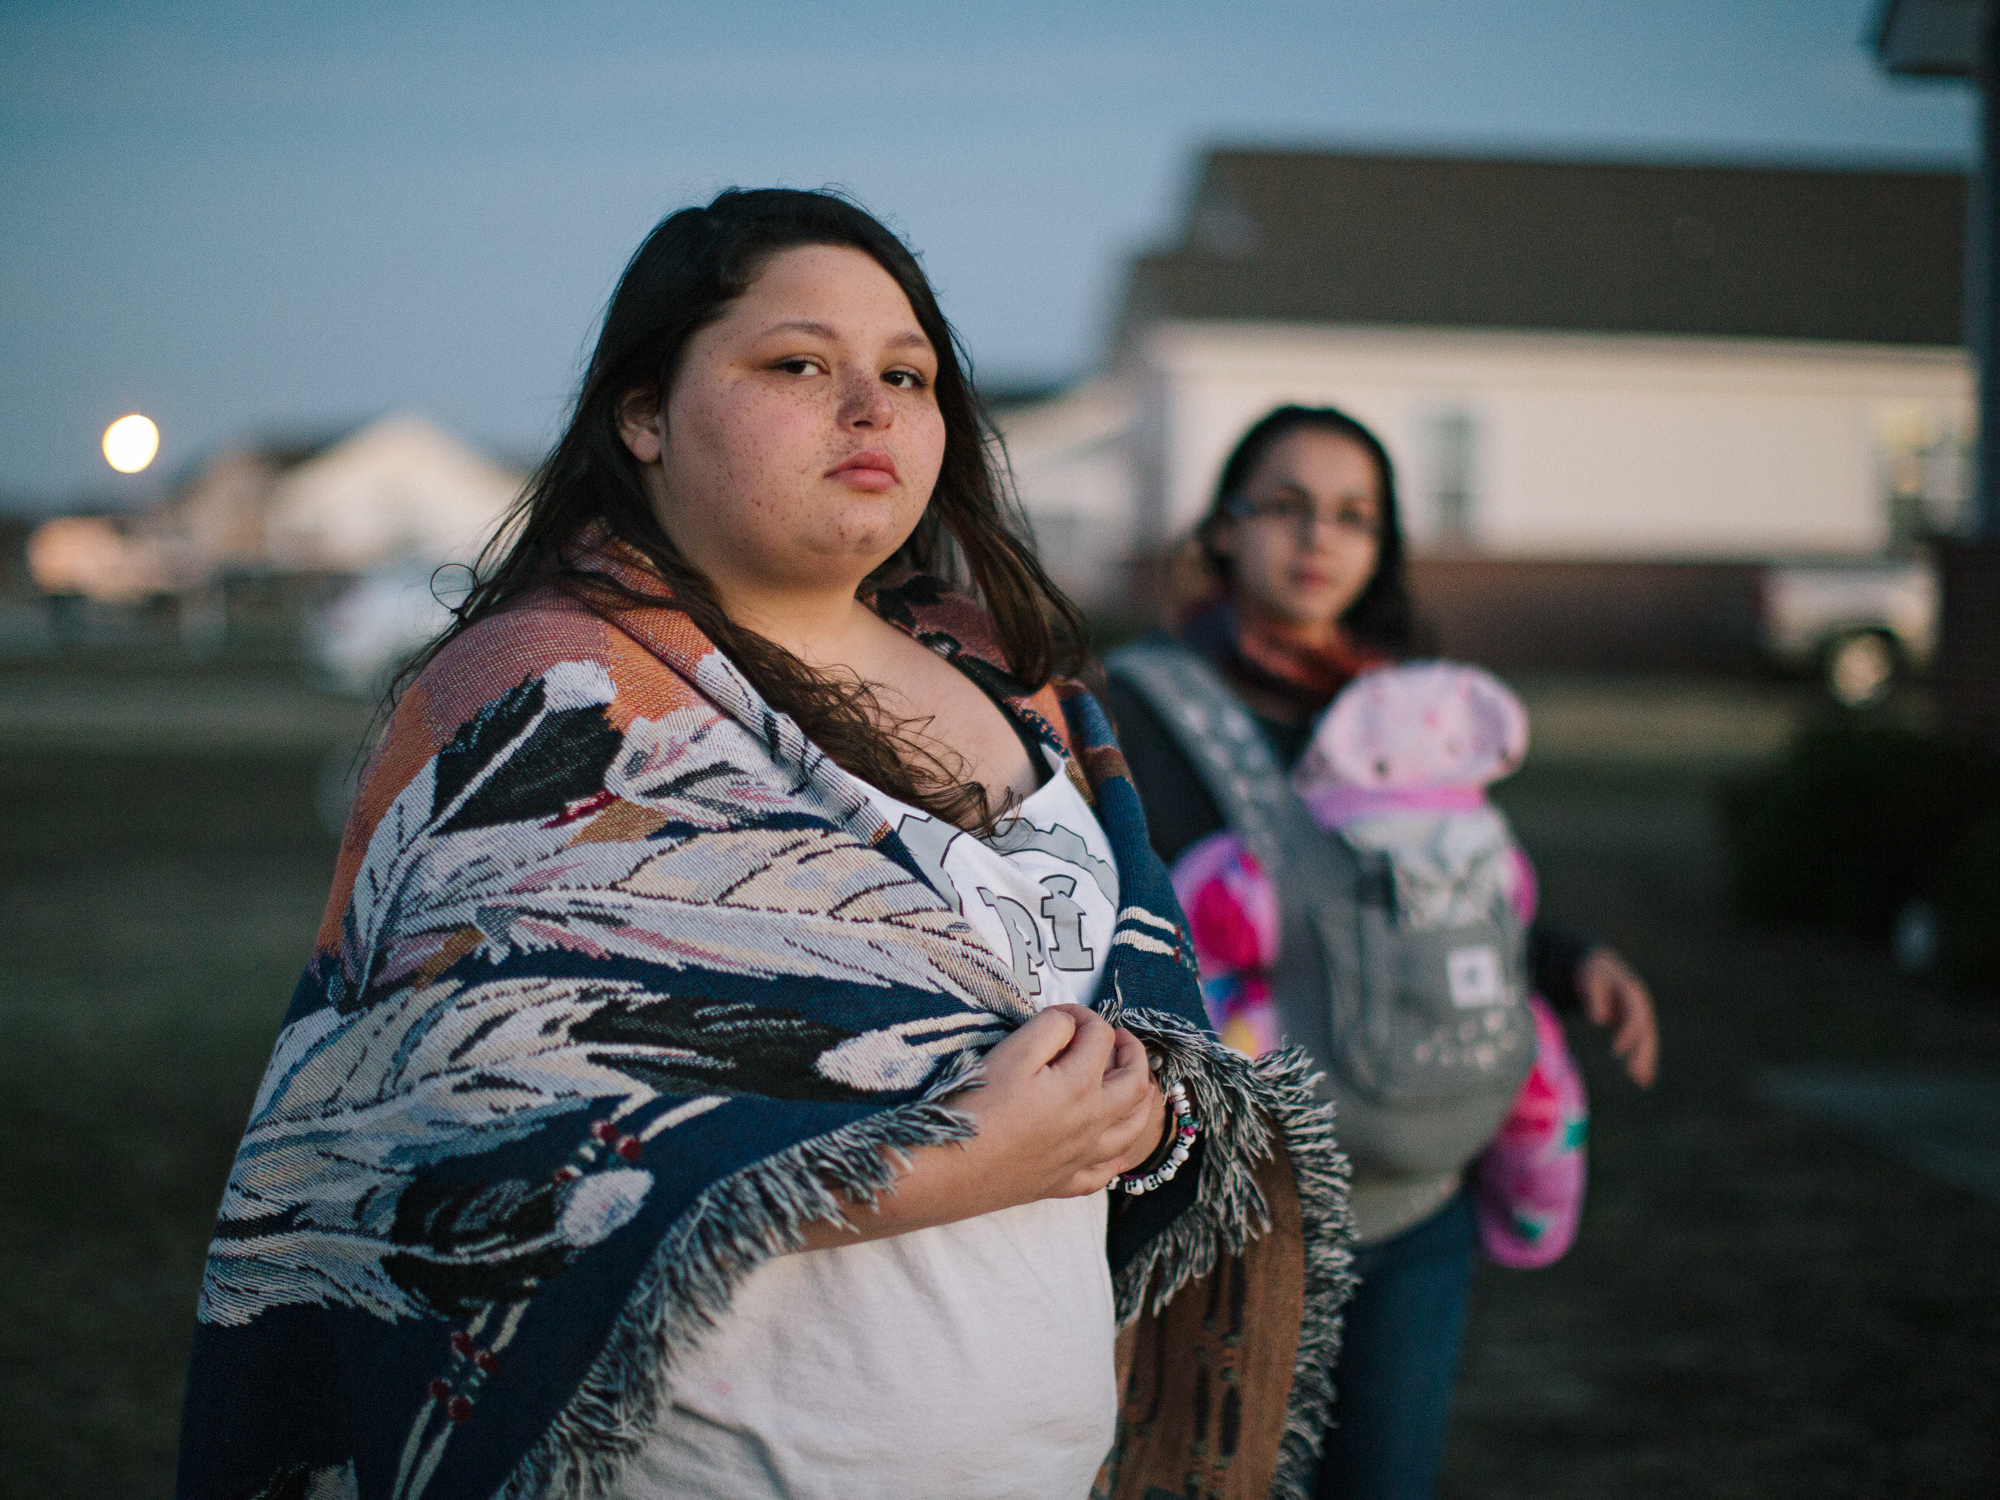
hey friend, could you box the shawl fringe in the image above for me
[179,570,1351,1500]
[503,1056,986,1500]
[506,1009,1356,1500]
[1107,999,1356,1500]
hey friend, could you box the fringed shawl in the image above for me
[177,556,1353,1500]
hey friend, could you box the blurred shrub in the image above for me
[1721,723,1999,995]
[1933,810,2000,992]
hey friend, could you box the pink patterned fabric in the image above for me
[1294,659,1527,794]
[1472,997,1588,1267]
[1171,831,1283,1058]
[1297,783,1487,827]
[1169,661,1586,1268]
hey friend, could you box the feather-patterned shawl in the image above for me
[177,547,1353,1500]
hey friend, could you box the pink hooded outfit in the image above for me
[1171,661,1588,1267]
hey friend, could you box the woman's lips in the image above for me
[828,450,899,491]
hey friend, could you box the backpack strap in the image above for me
[1107,641,1536,1186]
[1103,640,1320,880]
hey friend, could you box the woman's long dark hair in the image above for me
[1193,404,1415,653]
[406,187,1086,828]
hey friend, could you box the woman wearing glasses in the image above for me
[1102,405,1659,1500]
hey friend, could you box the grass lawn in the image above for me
[1451,763,2000,1498]
[1,677,1995,1497]
[0,750,339,1496]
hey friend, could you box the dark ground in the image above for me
[1,688,1996,1497]
[1448,763,2000,1498]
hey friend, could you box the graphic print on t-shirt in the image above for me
[864,764,1120,1010]
[970,874,1099,994]
[1033,874,1096,972]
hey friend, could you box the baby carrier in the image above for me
[1107,643,1536,1177]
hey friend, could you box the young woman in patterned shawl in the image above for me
[177,190,1352,1500]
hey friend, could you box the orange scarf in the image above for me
[1180,599,1387,720]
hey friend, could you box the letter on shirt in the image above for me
[977,887,1047,995]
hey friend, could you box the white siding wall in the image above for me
[993,378,1138,609]
[1134,322,1971,558]
[264,414,524,571]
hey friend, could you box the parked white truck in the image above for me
[1761,557,1939,707]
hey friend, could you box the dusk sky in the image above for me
[1,0,1976,505]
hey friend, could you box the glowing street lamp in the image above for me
[102,414,159,474]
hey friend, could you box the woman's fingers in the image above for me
[1105,1025,1150,1080]
[1075,1160,1127,1193]
[1088,1023,1161,1137]
[972,1007,1180,1201]
[1088,1085,1173,1184]
[988,1005,1083,1075]
[1102,1060,1153,1119]
[1040,1003,1117,1079]
[1099,1051,1167,1173]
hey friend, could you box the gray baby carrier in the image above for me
[1107,642,1535,1176]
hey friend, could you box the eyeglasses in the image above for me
[1224,493,1380,537]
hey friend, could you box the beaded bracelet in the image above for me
[1115,1076,1199,1195]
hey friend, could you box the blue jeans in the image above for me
[1314,1190,1476,1500]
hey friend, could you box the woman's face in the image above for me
[1210,427,1384,633]
[620,243,946,609]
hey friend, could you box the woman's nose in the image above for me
[837,371,893,429]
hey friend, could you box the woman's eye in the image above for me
[884,368,929,391]
[775,358,822,376]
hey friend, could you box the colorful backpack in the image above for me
[1108,646,1538,1178]
[1126,649,1586,1260]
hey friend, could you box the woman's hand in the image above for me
[1111,1032,1173,1178]
[792,1004,1162,1252]
[1576,946,1658,1088]
[955,1004,1164,1200]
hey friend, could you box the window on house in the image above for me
[1873,403,1973,552]
[1428,408,1478,548]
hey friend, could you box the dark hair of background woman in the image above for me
[1193,404,1415,654]
[404,187,1087,828]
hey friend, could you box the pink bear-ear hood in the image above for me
[1301,660,1529,793]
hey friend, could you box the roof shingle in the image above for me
[1120,150,1964,347]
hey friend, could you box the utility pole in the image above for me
[1877,0,2000,751]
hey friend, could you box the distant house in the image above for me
[1002,149,1971,661]
[260,415,524,574]
[27,414,523,602]
[991,378,1135,606]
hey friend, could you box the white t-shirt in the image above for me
[619,755,1123,1500]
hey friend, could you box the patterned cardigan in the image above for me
[176,549,1353,1500]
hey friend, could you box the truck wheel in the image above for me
[1824,630,1897,709]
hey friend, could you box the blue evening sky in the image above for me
[0,0,1975,503]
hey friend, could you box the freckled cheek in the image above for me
[908,410,947,495]
[676,390,829,530]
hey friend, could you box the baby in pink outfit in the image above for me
[1171,661,1588,1267]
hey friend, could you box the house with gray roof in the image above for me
[1001,148,1971,662]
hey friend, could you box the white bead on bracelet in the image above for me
[1115,1077,1198,1195]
